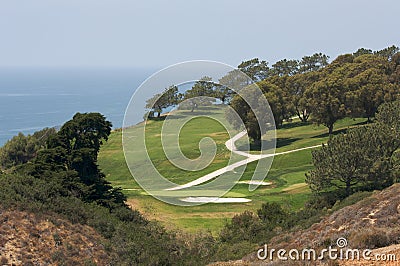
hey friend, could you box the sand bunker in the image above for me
[237,180,272,186]
[180,197,251,203]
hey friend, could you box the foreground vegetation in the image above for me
[0,109,379,263]
[0,113,219,264]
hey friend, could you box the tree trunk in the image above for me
[296,108,304,122]
[302,109,309,122]
[328,124,334,135]
[345,180,351,197]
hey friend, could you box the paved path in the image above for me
[166,131,321,191]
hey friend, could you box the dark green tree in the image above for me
[30,113,126,209]
[307,101,400,196]
[306,127,370,196]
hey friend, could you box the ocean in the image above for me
[0,67,155,146]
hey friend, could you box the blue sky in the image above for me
[0,0,398,68]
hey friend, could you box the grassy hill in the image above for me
[98,107,366,233]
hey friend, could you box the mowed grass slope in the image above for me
[98,109,366,233]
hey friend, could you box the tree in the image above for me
[182,76,216,111]
[219,69,252,92]
[30,113,126,209]
[0,128,56,170]
[306,127,370,197]
[145,85,179,117]
[238,58,270,81]
[286,72,320,122]
[374,45,399,60]
[374,101,400,186]
[271,59,299,76]
[299,53,329,73]
[213,83,232,104]
[226,85,272,144]
[344,54,397,121]
[349,69,396,121]
[353,48,373,58]
[307,101,400,196]
[389,52,400,84]
[307,124,399,196]
[375,99,400,135]
[306,76,347,134]
[326,54,354,72]
[258,80,292,128]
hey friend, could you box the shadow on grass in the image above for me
[353,119,370,126]
[276,137,301,148]
[311,128,348,139]
[236,136,301,151]
[148,110,222,121]
[153,106,226,120]
[147,116,167,121]
[236,139,276,151]
[279,121,311,130]
[311,119,369,139]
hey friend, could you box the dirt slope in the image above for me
[212,184,400,265]
[0,208,109,265]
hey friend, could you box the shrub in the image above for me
[257,202,289,229]
[212,241,257,262]
[220,211,272,244]
[349,229,390,249]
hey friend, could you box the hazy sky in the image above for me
[0,0,399,68]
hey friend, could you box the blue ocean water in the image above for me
[0,67,155,146]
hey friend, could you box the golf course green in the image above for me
[98,106,366,233]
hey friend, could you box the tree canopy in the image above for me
[0,127,56,170]
[145,85,179,117]
[25,113,125,209]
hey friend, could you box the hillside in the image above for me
[0,207,109,265]
[220,183,400,265]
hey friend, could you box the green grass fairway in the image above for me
[98,107,366,234]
